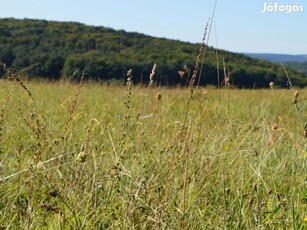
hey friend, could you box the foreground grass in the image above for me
[0,80,306,229]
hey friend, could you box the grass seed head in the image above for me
[149,63,157,86]
[271,124,278,131]
[49,189,59,198]
[293,91,299,104]
[75,151,87,163]
[155,92,162,101]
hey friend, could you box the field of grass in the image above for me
[0,79,306,229]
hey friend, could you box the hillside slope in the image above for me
[284,62,307,75]
[245,53,307,63]
[0,18,306,87]
[245,53,307,75]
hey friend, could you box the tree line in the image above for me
[0,18,306,87]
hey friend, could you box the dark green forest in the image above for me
[0,18,306,87]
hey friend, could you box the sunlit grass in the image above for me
[0,80,306,229]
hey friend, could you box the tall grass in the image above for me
[0,75,306,229]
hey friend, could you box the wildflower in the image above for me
[269,82,275,89]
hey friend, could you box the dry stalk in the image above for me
[121,69,133,140]
[281,64,306,137]
[61,70,85,140]
[0,62,39,153]
[135,63,158,153]
[156,22,210,228]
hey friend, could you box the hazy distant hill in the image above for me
[245,53,307,63]
[283,61,307,75]
[0,18,306,87]
[245,53,307,75]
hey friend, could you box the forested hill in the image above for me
[0,18,306,87]
[245,53,307,75]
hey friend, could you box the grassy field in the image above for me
[0,79,306,229]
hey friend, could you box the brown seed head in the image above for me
[49,189,59,198]
[293,91,299,104]
[294,91,299,98]
[155,92,162,101]
[271,124,278,131]
[178,70,185,78]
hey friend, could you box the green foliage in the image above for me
[0,18,306,87]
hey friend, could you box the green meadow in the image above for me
[0,79,306,229]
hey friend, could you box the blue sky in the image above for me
[1,0,306,54]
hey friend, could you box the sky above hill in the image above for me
[1,0,306,55]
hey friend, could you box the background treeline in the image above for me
[0,18,306,87]
[284,62,307,75]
